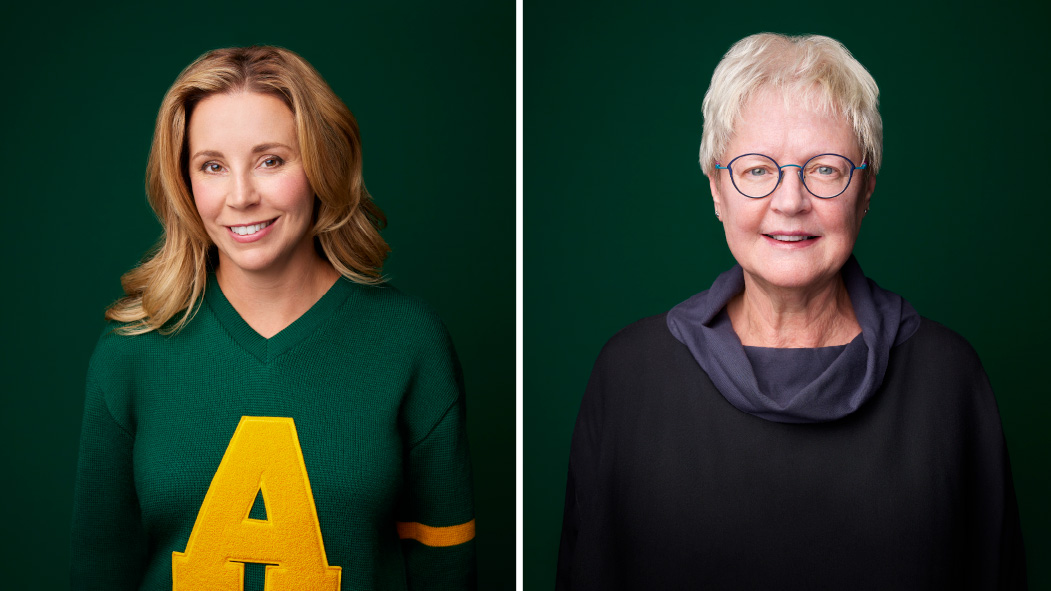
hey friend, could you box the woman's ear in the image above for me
[861,172,876,215]
[709,174,724,220]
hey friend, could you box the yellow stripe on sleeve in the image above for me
[396,519,476,547]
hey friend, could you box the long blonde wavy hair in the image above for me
[107,46,389,335]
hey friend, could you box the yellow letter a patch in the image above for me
[172,417,341,590]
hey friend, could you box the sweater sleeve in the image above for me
[395,321,476,590]
[962,363,1027,588]
[923,322,1028,587]
[556,336,619,591]
[70,378,148,590]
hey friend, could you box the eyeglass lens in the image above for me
[729,154,855,199]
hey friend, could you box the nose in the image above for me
[769,165,811,215]
[228,171,260,209]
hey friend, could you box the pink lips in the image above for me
[226,218,278,244]
[762,231,820,248]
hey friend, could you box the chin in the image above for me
[749,264,837,291]
[215,250,280,275]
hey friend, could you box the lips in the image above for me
[765,234,818,242]
[228,218,276,236]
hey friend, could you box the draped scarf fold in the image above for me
[666,256,920,423]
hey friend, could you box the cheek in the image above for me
[189,178,224,221]
[825,202,861,238]
[725,202,764,234]
[269,175,315,214]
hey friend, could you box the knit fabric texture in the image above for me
[71,275,476,590]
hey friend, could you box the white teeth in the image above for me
[230,220,272,236]
[769,235,811,242]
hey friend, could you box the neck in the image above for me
[215,253,340,339]
[727,271,860,348]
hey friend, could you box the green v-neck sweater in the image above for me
[71,276,475,590]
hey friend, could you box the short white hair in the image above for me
[699,33,882,177]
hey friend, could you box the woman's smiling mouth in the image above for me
[228,218,276,236]
[764,233,818,242]
[225,218,279,243]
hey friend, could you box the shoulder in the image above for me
[347,284,464,436]
[87,323,167,381]
[345,281,446,331]
[889,317,999,413]
[587,312,692,394]
[84,323,174,432]
[882,318,1016,460]
[574,314,700,452]
[338,280,456,359]
[898,317,985,370]
[598,313,679,361]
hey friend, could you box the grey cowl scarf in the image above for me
[666,256,920,423]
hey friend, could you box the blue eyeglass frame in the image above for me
[714,153,867,199]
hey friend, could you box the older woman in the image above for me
[70,47,475,590]
[557,34,1025,589]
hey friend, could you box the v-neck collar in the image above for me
[204,273,354,364]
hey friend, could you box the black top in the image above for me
[557,315,1026,590]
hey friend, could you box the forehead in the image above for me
[187,92,297,150]
[727,90,859,160]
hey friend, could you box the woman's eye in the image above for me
[747,168,767,177]
[261,157,284,168]
[202,162,223,173]
[817,166,835,176]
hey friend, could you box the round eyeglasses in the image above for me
[714,153,867,199]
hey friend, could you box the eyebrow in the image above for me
[190,143,295,161]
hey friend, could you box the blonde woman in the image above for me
[71,46,475,590]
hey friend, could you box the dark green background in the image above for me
[526,2,1051,589]
[0,1,513,589]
